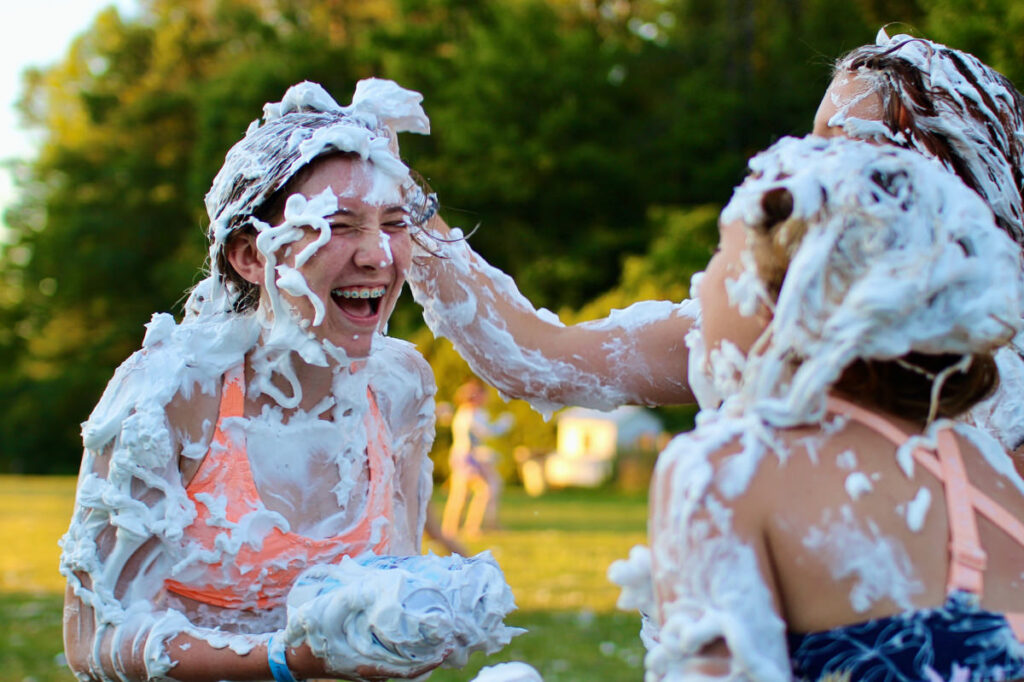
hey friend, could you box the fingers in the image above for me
[352,644,452,680]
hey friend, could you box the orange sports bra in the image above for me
[827,395,1024,640]
[164,364,394,610]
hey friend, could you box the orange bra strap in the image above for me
[826,395,910,446]
[184,365,248,492]
[832,394,1024,551]
[825,395,943,478]
[219,364,245,420]
[936,429,987,595]
[970,487,1024,547]
[827,395,988,594]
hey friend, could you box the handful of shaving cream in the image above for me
[284,552,523,674]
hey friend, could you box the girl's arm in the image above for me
[383,344,439,552]
[61,435,293,682]
[408,217,697,415]
[646,432,790,682]
[65,576,433,682]
[470,409,512,440]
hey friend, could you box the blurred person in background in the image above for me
[443,379,513,538]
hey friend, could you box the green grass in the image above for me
[0,476,76,595]
[428,610,646,681]
[1,478,649,681]
[0,593,68,682]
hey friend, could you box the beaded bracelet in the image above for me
[267,631,303,682]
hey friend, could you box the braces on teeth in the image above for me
[333,287,386,299]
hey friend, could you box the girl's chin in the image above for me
[316,328,375,358]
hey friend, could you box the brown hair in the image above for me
[748,186,998,423]
[836,39,1024,245]
[454,378,486,405]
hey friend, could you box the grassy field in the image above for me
[0,476,649,681]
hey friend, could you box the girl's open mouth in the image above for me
[331,286,385,319]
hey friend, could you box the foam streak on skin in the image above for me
[407,228,698,416]
[645,416,790,682]
[378,230,394,267]
[59,79,473,681]
[904,487,932,532]
[845,472,873,500]
[802,506,923,612]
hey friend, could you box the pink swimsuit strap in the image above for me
[826,395,1024,641]
[164,364,395,609]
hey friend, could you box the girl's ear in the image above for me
[226,232,265,286]
[896,102,913,133]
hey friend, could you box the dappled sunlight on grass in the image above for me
[0,476,75,595]
[473,529,647,612]
[448,488,649,614]
[0,593,69,682]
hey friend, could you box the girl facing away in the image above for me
[642,135,1024,681]
[60,79,518,682]
[405,31,1024,466]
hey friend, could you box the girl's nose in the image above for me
[353,228,394,269]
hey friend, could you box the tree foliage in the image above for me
[5,0,981,473]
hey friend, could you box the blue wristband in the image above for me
[268,631,303,682]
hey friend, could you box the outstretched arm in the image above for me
[65,576,434,682]
[408,216,697,415]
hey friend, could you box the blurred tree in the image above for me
[1,0,927,472]
[922,0,1024,85]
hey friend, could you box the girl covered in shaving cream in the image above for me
[643,135,1024,682]
[60,80,518,682]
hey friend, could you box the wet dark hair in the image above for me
[835,38,1024,246]
[749,185,999,423]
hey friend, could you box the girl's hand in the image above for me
[286,640,453,681]
[351,646,453,680]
